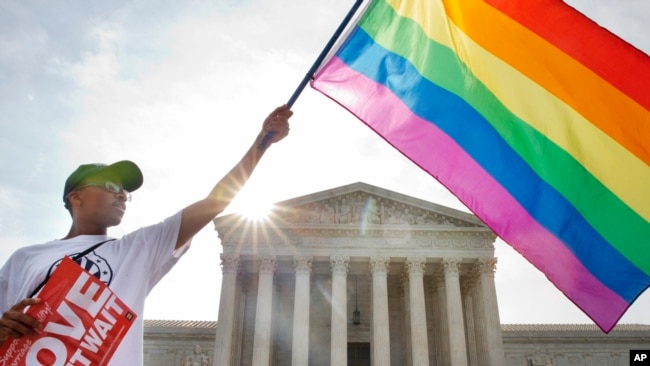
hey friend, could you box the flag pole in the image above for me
[258,0,364,149]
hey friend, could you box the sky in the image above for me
[1,0,649,326]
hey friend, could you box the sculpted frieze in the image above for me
[219,228,494,250]
[216,185,496,252]
[274,191,480,228]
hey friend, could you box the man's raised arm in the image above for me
[175,105,292,249]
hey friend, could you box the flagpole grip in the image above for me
[258,0,364,150]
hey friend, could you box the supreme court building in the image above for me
[143,182,650,365]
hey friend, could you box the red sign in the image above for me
[0,257,136,366]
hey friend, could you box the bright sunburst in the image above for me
[230,190,273,221]
[238,202,272,221]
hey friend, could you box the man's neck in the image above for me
[62,224,108,240]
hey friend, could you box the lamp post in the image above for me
[353,275,361,325]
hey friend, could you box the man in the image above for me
[0,105,292,364]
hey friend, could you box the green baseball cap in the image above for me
[63,160,143,204]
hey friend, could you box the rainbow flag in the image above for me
[311,0,650,333]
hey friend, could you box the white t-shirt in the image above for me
[0,210,187,365]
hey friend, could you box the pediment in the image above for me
[270,182,484,229]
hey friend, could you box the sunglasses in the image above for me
[74,181,132,201]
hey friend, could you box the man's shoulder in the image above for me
[8,240,58,257]
[9,237,111,260]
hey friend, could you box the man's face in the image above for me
[70,180,129,227]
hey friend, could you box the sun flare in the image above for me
[230,192,274,221]
[239,202,272,221]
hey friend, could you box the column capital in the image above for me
[433,266,445,284]
[406,257,427,276]
[258,255,277,274]
[396,271,408,296]
[461,274,477,295]
[476,258,497,277]
[220,253,240,274]
[369,256,391,274]
[442,257,462,276]
[330,256,349,275]
[400,268,411,286]
[293,256,313,274]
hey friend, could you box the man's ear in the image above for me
[66,191,82,210]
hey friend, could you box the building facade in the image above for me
[142,183,650,366]
[143,321,650,365]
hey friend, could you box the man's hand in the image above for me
[0,298,43,345]
[256,105,292,148]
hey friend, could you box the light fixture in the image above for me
[353,275,361,325]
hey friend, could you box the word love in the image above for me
[28,273,125,365]
[0,257,135,366]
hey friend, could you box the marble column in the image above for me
[252,256,277,366]
[370,256,391,366]
[471,274,488,366]
[406,257,429,366]
[400,272,412,366]
[330,256,349,366]
[292,256,313,366]
[443,257,468,366]
[434,269,449,366]
[234,273,249,365]
[213,254,240,366]
[476,258,505,366]
[461,276,478,366]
